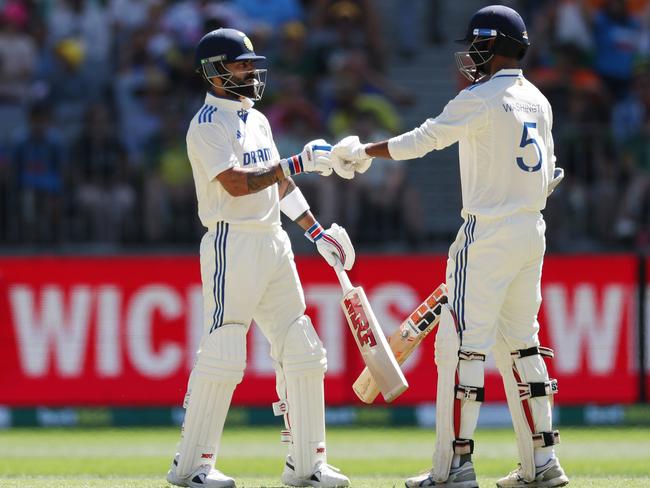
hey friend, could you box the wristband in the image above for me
[305,221,324,242]
[280,187,310,221]
[279,154,304,177]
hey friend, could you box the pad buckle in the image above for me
[453,438,474,455]
[533,430,560,448]
[455,384,485,402]
[511,346,554,359]
[458,350,486,361]
[272,400,288,416]
[518,379,558,399]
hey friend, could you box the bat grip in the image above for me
[333,260,353,293]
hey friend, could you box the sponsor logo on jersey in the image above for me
[243,147,272,166]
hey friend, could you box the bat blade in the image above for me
[341,285,408,402]
[352,284,447,403]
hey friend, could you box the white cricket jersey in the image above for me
[388,68,556,218]
[186,93,281,228]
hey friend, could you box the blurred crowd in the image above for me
[0,0,424,251]
[0,0,648,253]
[517,0,650,251]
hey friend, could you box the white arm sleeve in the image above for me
[387,89,488,161]
[188,122,238,180]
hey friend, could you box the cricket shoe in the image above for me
[496,458,569,488]
[281,455,350,487]
[405,458,478,487]
[167,455,236,488]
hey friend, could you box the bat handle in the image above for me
[333,260,353,293]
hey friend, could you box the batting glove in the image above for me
[332,135,373,174]
[305,222,356,270]
[280,138,333,177]
[547,167,564,196]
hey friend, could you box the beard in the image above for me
[226,75,258,98]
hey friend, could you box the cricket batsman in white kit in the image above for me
[332,6,569,488]
[166,28,352,488]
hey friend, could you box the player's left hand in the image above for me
[307,223,356,270]
[547,167,564,196]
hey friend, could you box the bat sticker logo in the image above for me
[344,293,378,348]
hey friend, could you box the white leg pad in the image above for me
[432,304,460,482]
[176,324,247,477]
[276,316,328,478]
[494,334,559,482]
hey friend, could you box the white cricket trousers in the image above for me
[199,222,306,359]
[445,211,546,354]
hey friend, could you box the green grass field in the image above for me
[1,426,649,487]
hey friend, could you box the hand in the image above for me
[331,153,355,180]
[306,223,355,270]
[332,135,373,174]
[280,139,333,177]
[547,167,564,196]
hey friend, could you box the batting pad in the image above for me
[279,316,328,478]
[494,333,558,482]
[176,324,247,477]
[432,304,460,482]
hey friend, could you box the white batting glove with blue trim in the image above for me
[280,139,333,177]
[305,222,355,270]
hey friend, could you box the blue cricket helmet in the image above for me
[194,28,267,101]
[455,5,530,82]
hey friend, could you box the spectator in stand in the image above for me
[269,21,324,98]
[343,109,423,248]
[325,53,403,137]
[590,0,642,100]
[311,0,386,72]
[0,1,37,140]
[233,0,303,34]
[71,103,136,243]
[8,103,67,243]
[143,113,198,243]
[614,65,650,243]
[47,0,112,85]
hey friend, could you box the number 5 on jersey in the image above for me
[516,121,542,172]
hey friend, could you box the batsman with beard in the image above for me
[166,28,353,488]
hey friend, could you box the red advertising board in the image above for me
[0,254,640,406]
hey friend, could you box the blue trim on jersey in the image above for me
[198,105,218,124]
[453,215,476,332]
[210,222,229,333]
[491,74,521,79]
[466,82,485,91]
[198,105,209,123]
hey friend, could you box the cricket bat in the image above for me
[352,283,448,404]
[333,262,408,403]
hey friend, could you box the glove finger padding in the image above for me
[330,154,355,180]
[316,223,356,270]
[332,135,366,161]
[353,157,373,174]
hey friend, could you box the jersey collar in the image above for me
[205,92,255,111]
[491,68,523,79]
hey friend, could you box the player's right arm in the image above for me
[333,89,488,164]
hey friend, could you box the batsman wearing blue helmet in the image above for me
[166,28,353,488]
[333,5,568,488]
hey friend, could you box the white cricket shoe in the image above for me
[496,458,569,488]
[281,455,350,487]
[405,458,478,487]
[167,455,236,488]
